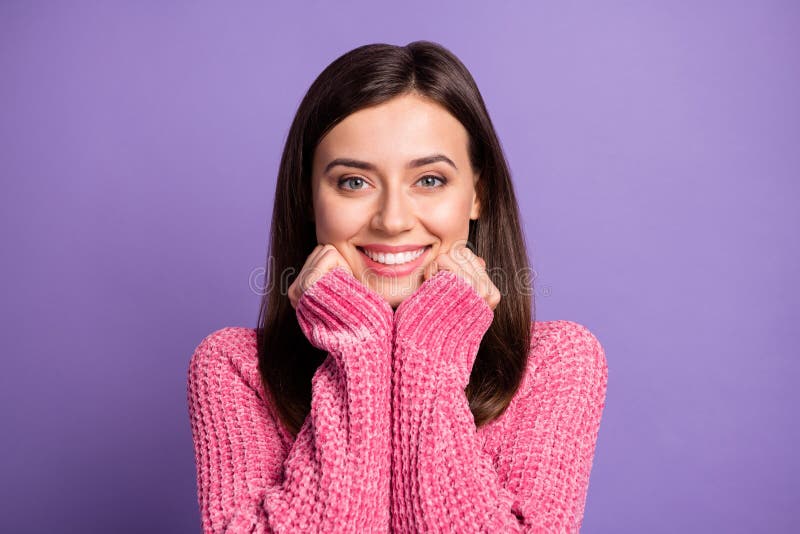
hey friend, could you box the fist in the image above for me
[422,243,501,311]
[288,244,353,309]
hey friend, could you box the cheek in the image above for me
[423,196,473,240]
[314,196,364,242]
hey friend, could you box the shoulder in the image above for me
[529,320,607,371]
[511,320,608,413]
[188,326,263,397]
[191,326,258,357]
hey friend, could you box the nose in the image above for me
[371,185,415,234]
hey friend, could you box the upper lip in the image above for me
[358,244,430,253]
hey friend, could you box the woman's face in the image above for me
[311,92,481,308]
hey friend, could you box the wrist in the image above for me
[297,267,393,351]
[393,270,494,380]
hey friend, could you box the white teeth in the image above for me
[362,247,426,265]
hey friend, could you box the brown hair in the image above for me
[256,41,535,437]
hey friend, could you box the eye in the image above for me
[417,175,447,188]
[337,176,370,191]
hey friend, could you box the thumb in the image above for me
[424,259,438,281]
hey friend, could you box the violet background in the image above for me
[1,1,797,532]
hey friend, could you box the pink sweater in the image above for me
[187,267,608,533]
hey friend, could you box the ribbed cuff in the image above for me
[296,267,393,351]
[393,270,494,380]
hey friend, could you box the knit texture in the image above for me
[187,267,608,533]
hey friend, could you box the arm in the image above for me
[390,271,608,533]
[187,267,393,533]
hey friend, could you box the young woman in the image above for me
[187,41,608,533]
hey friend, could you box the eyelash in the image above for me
[337,175,447,191]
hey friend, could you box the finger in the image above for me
[435,252,469,281]
[288,282,299,309]
[305,245,354,290]
[423,256,438,281]
[299,245,325,282]
[463,249,485,273]
[472,256,497,305]
[449,242,481,272]
[304,244,326,268]
[440,248,499,309]
[316,245,353,274]
[303,246,333,290]
[449,241,473,263]
[438,253,485,298]
[290,244,326,304]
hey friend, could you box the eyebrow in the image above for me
[323,154,458,174]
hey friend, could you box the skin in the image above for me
[287,92,500,311]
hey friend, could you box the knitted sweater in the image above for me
[187,267,608,533]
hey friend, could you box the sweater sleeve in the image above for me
[390,271,608,533]
[187,267,394,533]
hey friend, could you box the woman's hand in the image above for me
[422,242,501,311]
[288,244,353,309]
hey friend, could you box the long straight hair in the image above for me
[256,41,535,437]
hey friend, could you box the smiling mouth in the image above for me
[356,245,430,265]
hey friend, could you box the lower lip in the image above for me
[357,246,431,277]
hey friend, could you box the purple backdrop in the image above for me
[1,1,797,532]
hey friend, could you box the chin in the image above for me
[363,275,422,308]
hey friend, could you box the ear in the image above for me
[470,174,481,220]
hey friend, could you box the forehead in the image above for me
[313,94,470,172]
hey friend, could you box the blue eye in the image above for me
[337,174,446,191]
[338,177,368,190]
[417,175,447,188]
